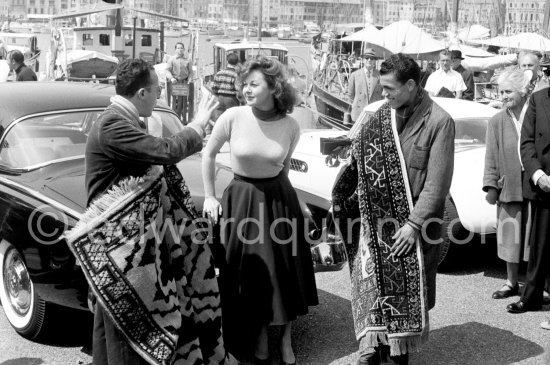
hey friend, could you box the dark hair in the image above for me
[240,56,297,115]
[115,59,154,97]
[227,53,239,65]
[175,42,184,50]
[9,50,24,64]
[379,53,421,86]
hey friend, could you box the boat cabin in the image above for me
[0,32,40,71]
[212,41,288,74]
[71,26,161,63]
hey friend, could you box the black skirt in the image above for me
[216,171,318,355]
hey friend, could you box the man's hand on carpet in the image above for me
[390,223,419,257]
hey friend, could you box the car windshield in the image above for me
[0,109,183,169]
[349,113,488,146]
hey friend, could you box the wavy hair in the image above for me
[497,69,531,97]
[115,59,154,97]
[380,53,421,86]
[239,56,297,115]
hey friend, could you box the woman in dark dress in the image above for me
[202,57,318,364]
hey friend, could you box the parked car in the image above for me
[0,82,240,340]
[287,97,500,262]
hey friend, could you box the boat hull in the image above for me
[311,81,351,130]
[69,58,117,79]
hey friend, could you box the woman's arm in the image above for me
[201,113,230,223]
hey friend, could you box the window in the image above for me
[124,34,133,46]
[141,34,152,47]
[99,34,110,46]
[0,111,101,169]
[82,33,93,46]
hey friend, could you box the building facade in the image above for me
[505,0,546,33]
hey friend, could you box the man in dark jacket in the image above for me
[334,53,455,365]
[450,50,474,100]
[7,50,37,81]
[85,58,220,364]
[508,87,550,317]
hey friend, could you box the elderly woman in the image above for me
[202,56,318,364]
[483,69,531,300]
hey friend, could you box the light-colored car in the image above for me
[288,97,500,260]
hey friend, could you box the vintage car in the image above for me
[0,82,244,340]
[287,97,500,262]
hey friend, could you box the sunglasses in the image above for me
[363,56,376,60]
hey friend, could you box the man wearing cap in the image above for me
[450,50,474,100]
[425,50,466,99]
[348,48,383,123]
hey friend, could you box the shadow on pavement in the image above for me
[292,288,357,364]
[0,359,44,365]
[414,321,544,365]
[38,302,93,349]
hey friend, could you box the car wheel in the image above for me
[0,240,46,339]
[440,196,463,265]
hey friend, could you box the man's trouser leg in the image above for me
[92,305,148,365]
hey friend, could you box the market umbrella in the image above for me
[458,25,490,42]
[376,20,446,56]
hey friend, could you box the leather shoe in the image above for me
[253,356,270,365]
[280,360,296,365]
[507,300,542,313]
[492,283,519,299]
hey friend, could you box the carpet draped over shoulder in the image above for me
[332,103,428,356]
[64,165,233,365]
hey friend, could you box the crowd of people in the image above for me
[5,35,550,364]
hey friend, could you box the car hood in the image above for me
[290,130,348,205]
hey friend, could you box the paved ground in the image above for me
[0,239,549,365]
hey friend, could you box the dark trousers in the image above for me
[92,305,148,365]
[212,94,240,122]
[521,203,550,306]
[172,95,188,124]
[358,346,409,365]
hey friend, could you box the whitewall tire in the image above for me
[0,240,46,339]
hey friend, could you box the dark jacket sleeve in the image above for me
[408,116,455,227]
[462,69,475,101]
[520,93,542,179]
[483,113,500,191]
[99,116,203,165]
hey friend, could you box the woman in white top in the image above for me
[202,56,318,365]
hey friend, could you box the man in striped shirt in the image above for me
[211,53,241,122]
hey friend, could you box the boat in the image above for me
[277,25,293,40]
[164,26,190,38]
[58,49,118,79]
[310,37,355,130]
[48,2,191,79]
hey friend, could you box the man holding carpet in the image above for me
[69,58,235,365]
[332,53,455,365]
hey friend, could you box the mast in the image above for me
[449,0,459,34]
[543,0,550,37]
